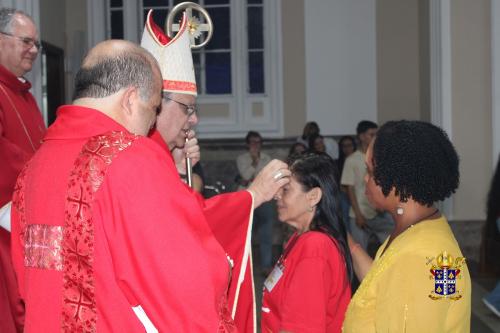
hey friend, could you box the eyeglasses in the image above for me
[0,31,41,50]
[165,96,197,117]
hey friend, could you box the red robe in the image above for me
[0,64,45,207]
[0,64,46,333]
[150,130,256,332]
[11,105,254,332]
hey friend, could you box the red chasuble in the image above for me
[150,130,257,332]
[0,64,45,333]
[11,106,252,332]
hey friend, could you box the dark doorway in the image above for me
[41,41,65,126]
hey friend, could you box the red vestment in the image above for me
[0,64,45,207]
[150,130,257,332]
[0,64,45,333]
[261,231,351,333]
[11,106,253,332]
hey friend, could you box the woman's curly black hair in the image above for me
[372,120,459,206]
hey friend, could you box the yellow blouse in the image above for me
[342,216,471,333]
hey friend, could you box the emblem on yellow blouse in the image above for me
[427,251,465,301]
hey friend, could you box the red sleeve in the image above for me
[203,191,253,256]
[280,257,331,332]
[203,191,255,332]
[96,143,223,331]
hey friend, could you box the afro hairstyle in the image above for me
[372,120,459,206]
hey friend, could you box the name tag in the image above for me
[264,265,283,292]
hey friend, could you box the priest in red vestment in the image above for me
[11,39,289,332]
[141,9,267,332]
[0,8,45,333]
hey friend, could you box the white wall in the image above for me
[304,0,377,135]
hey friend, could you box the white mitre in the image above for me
[140,10,197,96]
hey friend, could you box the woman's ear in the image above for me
[307,187,322,207]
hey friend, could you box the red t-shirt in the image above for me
[261,231,351,333]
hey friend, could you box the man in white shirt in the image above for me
[237,131,274,273]
[341,121,393,250]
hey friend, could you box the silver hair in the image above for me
[0,8,33,33]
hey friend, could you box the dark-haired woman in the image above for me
[308,134,326,154]
[262,153,352,333]
[343,120,471,332]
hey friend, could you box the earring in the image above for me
[308,206,313,212]
[396,206,404,215]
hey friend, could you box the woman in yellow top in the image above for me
[343,120,471,332]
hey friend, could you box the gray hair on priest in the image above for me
[73,41,158,101]
[0,8,34,33]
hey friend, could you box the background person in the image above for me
[297,121,338,160]
[288,142,306,157]
[343,120,471,333]
[308,133,326,154]
[0,8,44,332]
[237,130,275,274]
[341,120,393,251]
[337,135,356,232]
[262,153,352,333]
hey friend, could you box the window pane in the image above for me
[174,0,198,4]
[111,11,124,39]
[206,52,231,94]
[110,0,122,7]
[204,0,229,4]
[206,7,230,50]
[247,6,263,49]
[248,0,263,4]
[248,51,264,93]
[192,52,202,94]
[142,9,169,31]
[143,0,170,7]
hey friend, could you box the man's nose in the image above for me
[189,112,198,126]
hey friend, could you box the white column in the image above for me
[123,0,139,42]
[492,0,500,167]
[87,0,107,49]
[304,0,377,135]
[430,0,453,218]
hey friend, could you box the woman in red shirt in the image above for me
[262,153,352,332]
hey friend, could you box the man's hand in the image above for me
[355,214,366,229]
[247,159,291,208]
[249,145,260,167]
[172,130,200,175]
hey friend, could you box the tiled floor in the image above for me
[252,246,500,332]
